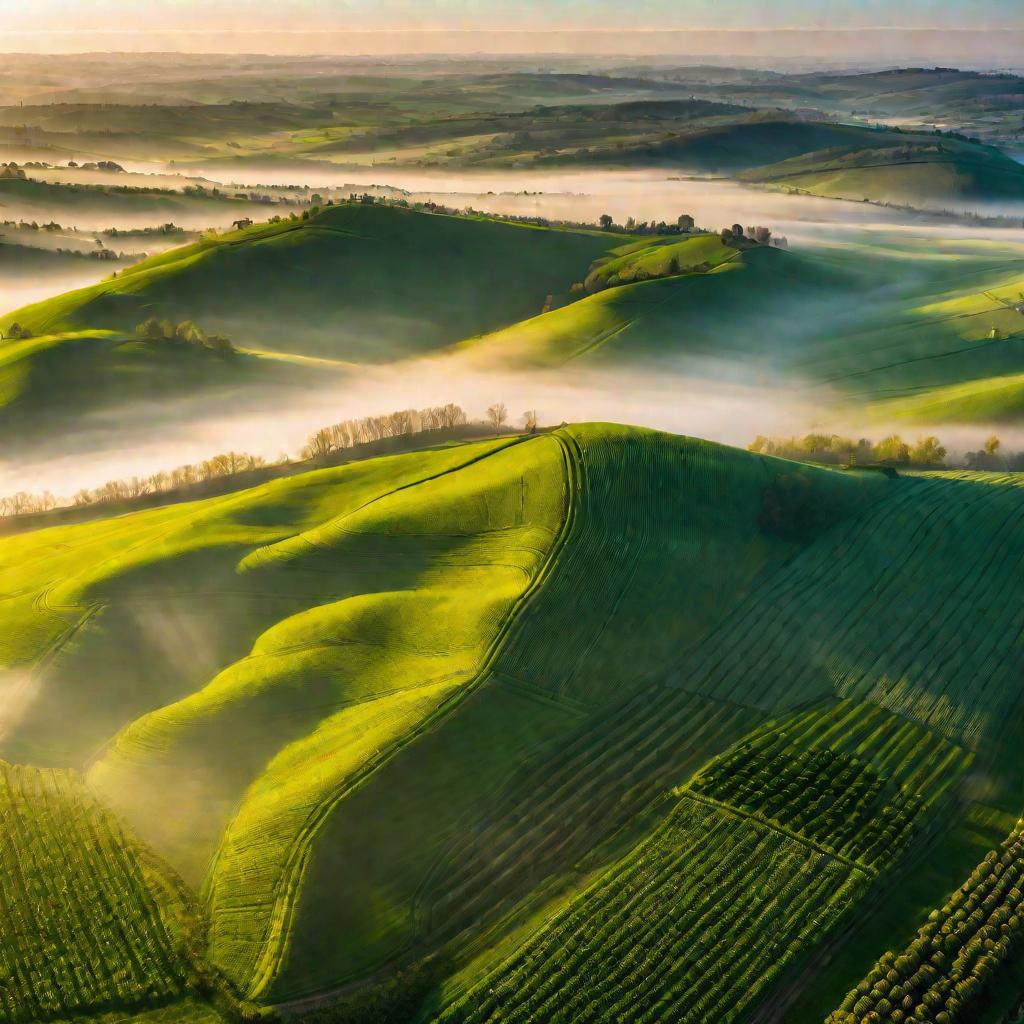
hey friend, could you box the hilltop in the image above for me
[2,423,1024,1023]
[0,202,634,361]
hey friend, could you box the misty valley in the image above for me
[2,42,1024,1024]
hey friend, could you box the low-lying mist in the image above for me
[169,164,1024,244]
[0,360,812,497]
[2,352,1019,503]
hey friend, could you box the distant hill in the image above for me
[1,203,633,361]
[740,131,1024,203]
[0,329,320,448]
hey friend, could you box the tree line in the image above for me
[750,432,1024,470]
[0,451,270,518]
[0,402,525,520]
[301,403,469,459]
[749,433,948,467]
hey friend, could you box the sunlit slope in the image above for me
[0,436,523,767]
[88,436,570,998]
[457,235,1024,423]
[588,118,895,172]
[795,251,1024,420]
[742,135,1024,204]
[0,203,631,361]
[0,761,195,1022]
[240,426,886,1000]
[0,424,884,1007]
[457,244,871,369]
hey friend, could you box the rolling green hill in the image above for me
[0,203,633,361]
[0,176,253,227]
[0,330,323,446]
[4,425,1024,1019]
[0,425,888,1007]
[741,133,1024,204]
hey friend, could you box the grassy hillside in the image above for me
[741,134,1024,204]
[0,176,253,229]
[459,232,1024,426]
[0,425,882,1005]
[458,242,872,368]
[0,203,633,361]
[0,330,321,444]
[566,116,879,172]
[7,424,1024,1021]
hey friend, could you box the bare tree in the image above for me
[522,409,538,433]
[487,402,509,433]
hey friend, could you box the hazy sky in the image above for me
[2,0,1023,54]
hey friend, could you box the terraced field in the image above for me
[0,762,190,1023]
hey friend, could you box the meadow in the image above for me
[5,51,1024,1024]
[2,422,1022,1023]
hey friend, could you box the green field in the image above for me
[1,203,634,361]
[0,761,198,1023]
[8,422,1024,1022]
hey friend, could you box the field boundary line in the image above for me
[240,431,581,1003]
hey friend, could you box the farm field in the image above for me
[6,46,1024,1024]
[3,423,1024,1022]
[0,761,199,1023]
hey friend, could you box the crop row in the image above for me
[420,685,756,939]
[827,817,1024,1024]
[440,797,867,1024]
[690,737,923,866]
[0,763,186,1023]
[423,426,800,937]
[679,471,1024,748]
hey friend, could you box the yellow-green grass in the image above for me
[0,202,633,362]
[459,245,848,367]
[0,761,191,1022]
[743,139,1024,204]
[0,424,885,1007]
[582,232,737,289]
[12,424,1024,1016]
[86,434,570,997]
[261,426,888,1000]
[0,435,522,768]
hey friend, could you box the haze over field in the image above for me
[5,26,1024,1024]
